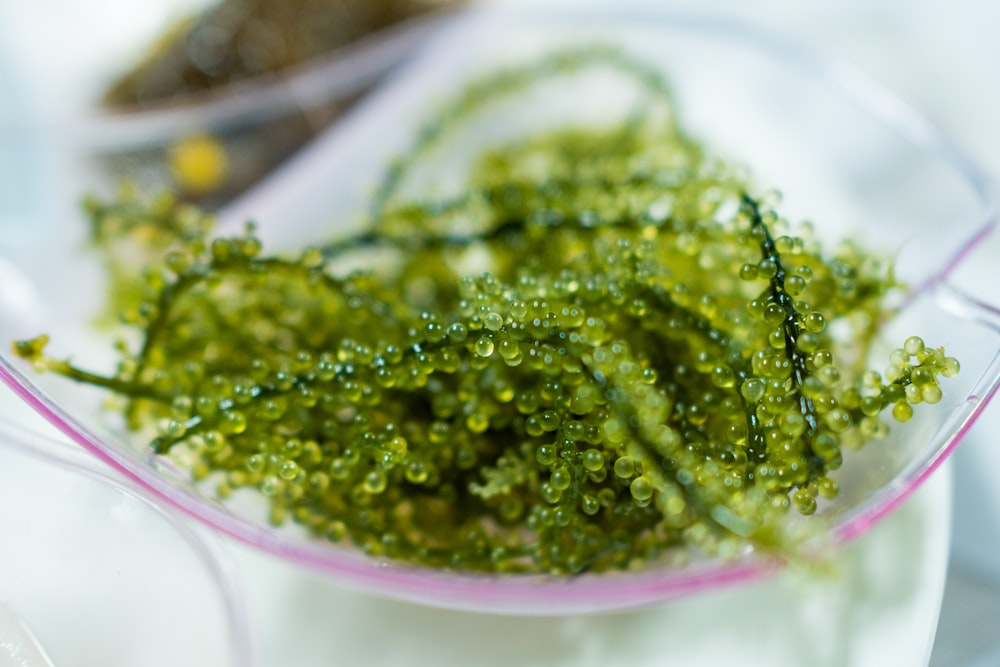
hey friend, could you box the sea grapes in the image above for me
[13,47,959,574]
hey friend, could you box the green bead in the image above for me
[780,411,806,437]
[903,336,925,356]
[630,476,654,502]
[792,489,816,515]
[536,444,558,466]
[550,467,572,491]
[497,338,519,360]
[447,323,468,342]
[817,477,839,500]
[883,384,905,403]
[892,402,913,422]
[525,415,545,437]
[484,312,504,331]
[329,457,351,480]
[741,378,766,403]
[803,312,826,333]
[824,408,851,433]
[220,410,247,435]
[785,275,806,296]
[539,410,561,431]
[466,412,490,433]
[540,483,561,504]
[859,395,882,417]
[405,461,429,484]
[613,457,636,479]
[473,336,494,358]
[279,460,299,481]
[582,448,604,472]
[796,332,819,353]
[247,453,266,473]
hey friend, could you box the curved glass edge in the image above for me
[833,283,1000,542]
[0,10,463,151]
[0,351,775,615]
[0,417,258,665]
[0,5,998,614]
[463,5,1000,296]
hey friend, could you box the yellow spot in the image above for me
[168,134,228,193]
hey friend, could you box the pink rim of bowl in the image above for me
[2,6,1000,615]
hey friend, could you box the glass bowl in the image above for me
[0,418,253,666]
[1,5,998,614]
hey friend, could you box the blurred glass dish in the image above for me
[97,0,464,207]
[1,0,461,209]
[0,420,253,667]
[101,0,460,107]
[1,5,999,614]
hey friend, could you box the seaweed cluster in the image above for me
[14,48,957,574]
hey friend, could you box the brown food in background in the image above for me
[103,0,454,108]
[97,0,457,207]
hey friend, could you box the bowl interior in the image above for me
[1,7,998,613]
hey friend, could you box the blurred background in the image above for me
[0,0,998,665]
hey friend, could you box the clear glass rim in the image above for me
[0,8,461,151]
[0,417,258,663]
[1,4,998,614]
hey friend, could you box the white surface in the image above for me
[0,601,55,667]
[0,0,214,123]
[0,378,955,667]
[932,568,1000,666]
[0,402,248,667]
[234,466,953,667]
